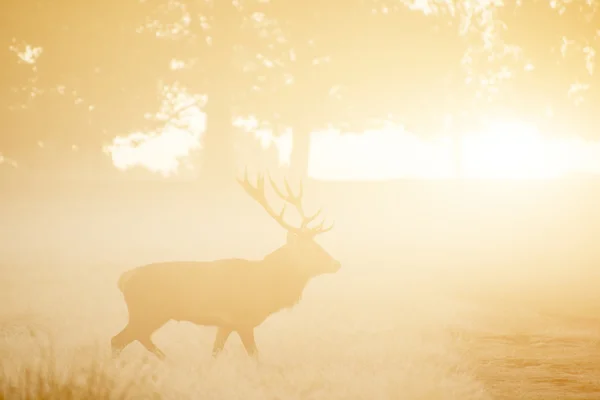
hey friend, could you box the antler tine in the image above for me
[267,174,289,202]
[267,174,320,228]
[235,167,247,187]
[239,169,335,237]
[307,219,335,237]
[284,178,303,202]
[302,208,322,228]
[237,169,298,233]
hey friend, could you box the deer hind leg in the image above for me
[138,335,166,360]
[212,327,232,357]
[111,323,136,356]
[112,300,140,356]
[118,313,168,360]
[111,322,166,360]
[237,327,258,357]
[135,317,169,360]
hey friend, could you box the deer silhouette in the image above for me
[111,171,340,359]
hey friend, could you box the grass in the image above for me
[0,262,494,400]
[0,322,153,399]
[2,260,599,399]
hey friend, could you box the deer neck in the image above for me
[261,247,315,308]
[262,246,309,275]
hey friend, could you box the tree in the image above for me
[1,0,268,185]
[496,0,600,140]
[237,1,470,180]
[3,0,598,182]
[310,2,480,179]
[233,1,359,180]
[0,0,174,175]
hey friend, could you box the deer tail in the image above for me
[117,269,137,293]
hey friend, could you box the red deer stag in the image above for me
[111,172,340,359]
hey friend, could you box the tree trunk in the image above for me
[286,40,316,183]
[199,1,238,189]
[289,125,312,182]
[201,90,235,186]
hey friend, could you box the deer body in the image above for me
[111,173,340,359]
[117,253,322,329]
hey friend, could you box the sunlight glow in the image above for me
[104,87,206,176]
[309,124,454,181]
[107,111,600,181]
[106,129,202,176]
[458,119,600,179]
[0,153,18,168]
[460,119,566,179]
[104,106,205,176]
[309,119,600,181]
[105,110,292,176]
[233,116,293,166]
[9,43,43,64]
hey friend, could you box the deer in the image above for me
[110,171,341,360]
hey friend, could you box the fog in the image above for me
[2,178,600,399]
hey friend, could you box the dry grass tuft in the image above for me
[0,318,155,400]
[0,271,491,400]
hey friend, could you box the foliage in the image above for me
[1,0,599,176]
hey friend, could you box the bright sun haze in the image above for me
[4,0,600,399]
[106,111,600,180]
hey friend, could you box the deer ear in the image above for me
[286,231,298,245]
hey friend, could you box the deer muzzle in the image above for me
[330,260,342,273]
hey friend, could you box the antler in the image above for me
[237,169,334,237]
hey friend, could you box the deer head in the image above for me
[237,170,341,276]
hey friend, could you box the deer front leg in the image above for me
[212,327,232,357]
[237,327,258,357]
[139,336,166,360]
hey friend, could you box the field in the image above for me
[1,178,600,399]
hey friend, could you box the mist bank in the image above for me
[1,178,598,265]
[2,178,600,315]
